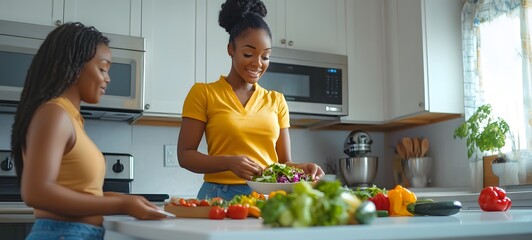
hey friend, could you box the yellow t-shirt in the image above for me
[48,97,106,196]
[182,76,290,184]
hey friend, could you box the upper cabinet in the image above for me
[341,0,386,124]
[0,0,141,36]
[198,0,232,83]
[384,0,464,120]
[141,0,196,116]
[63,0,141,36]
[0,0,60,26]
[263,0,347,55]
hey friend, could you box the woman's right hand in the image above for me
[116,194,168,220]
[226,155,263,181]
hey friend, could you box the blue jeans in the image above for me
[26,218,105,240]
[197,182,252,201]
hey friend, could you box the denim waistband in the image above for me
[27,218,105,240]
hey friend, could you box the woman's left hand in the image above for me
[296,163,325,181]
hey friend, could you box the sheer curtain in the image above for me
[461,0,530,155]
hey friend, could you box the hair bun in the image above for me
[219,0,267,33]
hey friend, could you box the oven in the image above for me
[0,150,168,202]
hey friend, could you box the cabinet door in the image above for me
[142,0,196,115]
[385,0,425,120]
[0,0,62,26]
[63,0,141,36]
[341,0,385,123]
[385,0,463,120]
[283,0,346,55]
[423,0,463,114]
[202,0,231,83]
[262,0,285,49]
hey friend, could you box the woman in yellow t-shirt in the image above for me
[11,22,167,240]
[178,0,324,201]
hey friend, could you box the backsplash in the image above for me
[0,113,472,197]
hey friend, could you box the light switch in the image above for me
[164,144,178,167]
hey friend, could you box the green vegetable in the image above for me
[349,185,387,201]
[376,210,389,217]
[252,163,313,183]
[354,201,377,224]
[407,201,462,216]
[260,181,355,227]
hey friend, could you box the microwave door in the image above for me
[0,35,41,103]
[81,48,144,112]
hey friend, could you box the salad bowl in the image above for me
[246,180,296,194]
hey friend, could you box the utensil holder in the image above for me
[402,157,433,188]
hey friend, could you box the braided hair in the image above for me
[11,22,109,180]
[219,0,271,45]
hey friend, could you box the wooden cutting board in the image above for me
[483,155,499,187]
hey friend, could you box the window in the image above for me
[462,0,530,154]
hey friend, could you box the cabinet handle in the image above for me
[418,102,424,108]
[55,20,62,26]
[280,39,286,44]
[144,104,151,110]
[288,40,294,46]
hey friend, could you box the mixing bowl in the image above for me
[338,156,378,187]
[402,157,433,188]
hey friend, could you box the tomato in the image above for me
[227,204,248,219]
[187,199,200,206]
[178,198,191,207]
[209,206,226,220]
[199,200,210,207]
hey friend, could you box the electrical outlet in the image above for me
[164,144,178,167]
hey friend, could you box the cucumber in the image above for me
[376,210,389,217]
[354,201,377,224]
[407,201,462,216]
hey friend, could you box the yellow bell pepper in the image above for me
[268,190,287,199]
[388,185,417,216]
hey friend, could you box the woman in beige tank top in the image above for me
[11,22,168,240]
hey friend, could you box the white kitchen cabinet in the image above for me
[340,0,386,123]
[263,0,347,55]
[63,0,141,36]
[384,0,464,120]
[197,0,232,83]
[198,0,348,83]
[0,0,62,26]
[141,0,196,116]
[0,0,141,36]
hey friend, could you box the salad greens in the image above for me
[261,181,361,227]
[348,185,387,201]
[252,163,313,183]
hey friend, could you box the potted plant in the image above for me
[453,104,511,189]
[454,104,510,160]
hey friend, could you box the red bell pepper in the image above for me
[478,186,512,211]
[368,193,390,213]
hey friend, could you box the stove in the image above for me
[0,150,168,202]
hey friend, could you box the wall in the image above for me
[386,117,470,188]
[0,113,392,197]
[0,112,470,196]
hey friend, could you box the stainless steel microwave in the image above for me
[0,20,145,121]
[260,47,348,117]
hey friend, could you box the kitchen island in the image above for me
[104,210,532,240]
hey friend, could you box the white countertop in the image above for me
[103,210,532,240]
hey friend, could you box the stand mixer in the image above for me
[339,130,378,188]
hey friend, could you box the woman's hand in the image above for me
[115,194,168,220]
[296,163,325,181]
[226,155,263,181]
